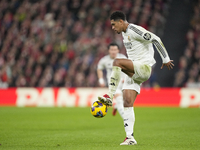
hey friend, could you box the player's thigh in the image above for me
[113,59,135,77]
[123,89,138,107]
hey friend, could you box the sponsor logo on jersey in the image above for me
[124,42,132,49]
[143,33,151,40]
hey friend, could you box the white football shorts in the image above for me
[122,60,152,94]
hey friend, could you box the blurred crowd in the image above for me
[0,0,170,88]
[174,0,200,87]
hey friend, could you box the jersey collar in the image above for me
[124,24,130,33]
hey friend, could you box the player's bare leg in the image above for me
[98,59,134,106]
[113,58,135,77]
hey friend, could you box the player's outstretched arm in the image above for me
[161,60,174,70]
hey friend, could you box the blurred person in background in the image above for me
[97,43,126,119]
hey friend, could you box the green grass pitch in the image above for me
[0,107,200,150]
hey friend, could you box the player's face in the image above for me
[110,19,123,34]
[109,46,119,59]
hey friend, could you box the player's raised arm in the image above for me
[129,24,174,70]
[150,35,174,70]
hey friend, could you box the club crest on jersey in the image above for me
[143,33,151,40]
[128,36,131,41]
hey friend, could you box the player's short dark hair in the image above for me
[110,11,126,21]
[108,43,119,50]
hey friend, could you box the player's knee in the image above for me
[113,59,121,67]
[123,97,134,107]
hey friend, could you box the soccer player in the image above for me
[98,11,174,145]
[97,43,126,118]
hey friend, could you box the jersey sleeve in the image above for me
[129,25,170,63]
[97,57,105,70]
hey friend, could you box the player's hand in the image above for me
[99,83,105,87]
[99,78,105,87]
[161,60,174,70]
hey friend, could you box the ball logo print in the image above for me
[90,101,108,118]
[96,111,103,117]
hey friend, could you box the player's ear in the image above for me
[119,19,124,24]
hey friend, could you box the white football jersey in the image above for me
[122,23,170,66]
[97,53,127,84]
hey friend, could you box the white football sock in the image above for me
[108,66,121,100]
[114,95,124,119]
[123,107,135,138]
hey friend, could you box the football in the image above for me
[90,101,108,118]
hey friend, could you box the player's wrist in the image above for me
[162,56,170,64]
[99,78,104,85]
